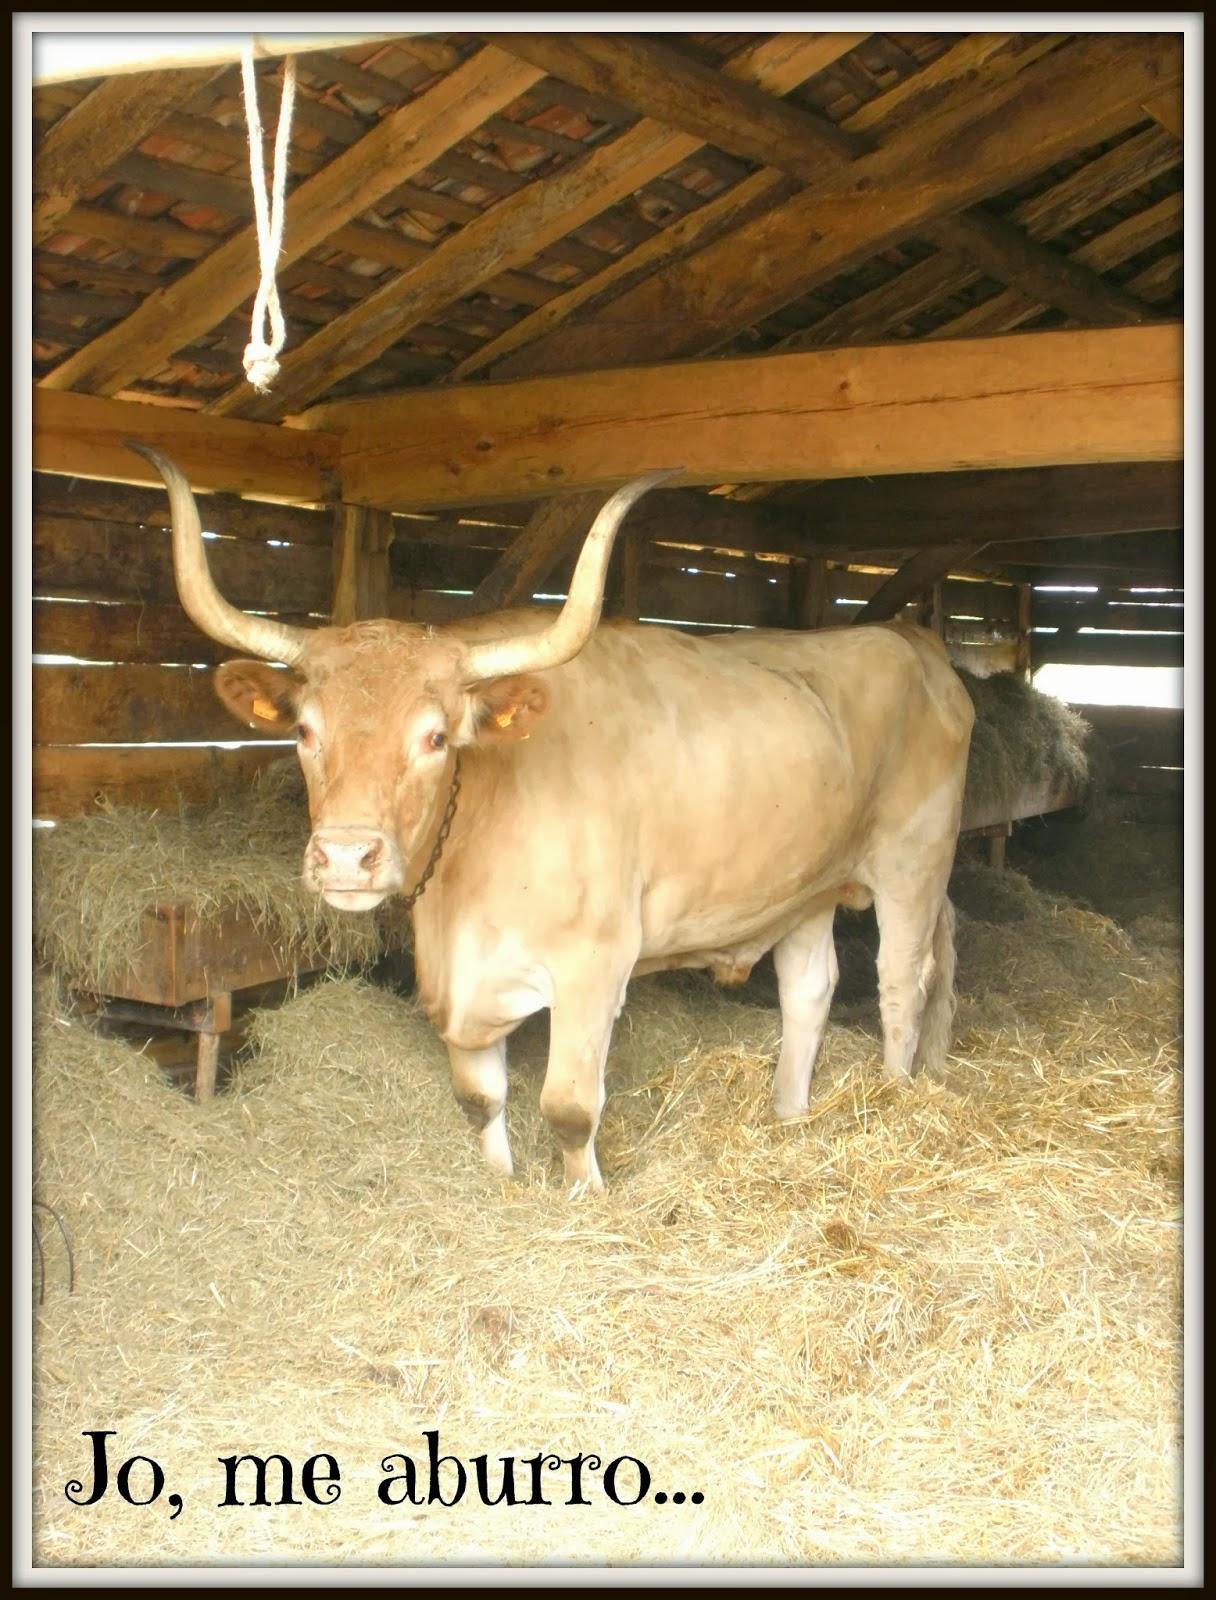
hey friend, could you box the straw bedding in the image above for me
[32,848,1183,1567]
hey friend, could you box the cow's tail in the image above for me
[913,895,957,1074]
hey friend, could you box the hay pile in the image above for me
[32,861,1182,1567]
[33,761,389,995]
[960,670,1093,820]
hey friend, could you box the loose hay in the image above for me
[959,670,1093,819]
[32,761,387,995]
[30,668,1182,1567]
[33,869,1183,1567]
[1010,800,1184,935]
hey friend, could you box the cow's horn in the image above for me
[461,468,681,684]
[126,442,308,666]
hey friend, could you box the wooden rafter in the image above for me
[491,32,1181,381]
[39,46,545,397]
[919,207,1155,327]
[205,32,853,422]
[1140,86,1183,139]
[297,325,1182,509]
[769,133,1183,358]
[446,31,1048,384]
[930,191,1184,340]
[33,65,221,244]
[471,492,608,609]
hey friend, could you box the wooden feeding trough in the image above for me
[961,779,1082,869]
[78,902,330,1101]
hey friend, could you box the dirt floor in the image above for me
[31,803,1184,1569]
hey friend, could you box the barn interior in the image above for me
[29,29,1186,1569]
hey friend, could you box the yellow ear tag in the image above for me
[252,696,279,721]
[493,706,516,729]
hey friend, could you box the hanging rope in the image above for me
[240,46,297,393]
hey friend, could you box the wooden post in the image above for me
[613,530,643,621]
[332,504,394,625]
[986,827,1011,870]
[1014,582,1034,680]
[789,556,828,629]
[930,580,946,637]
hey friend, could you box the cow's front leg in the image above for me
[540,968,630,1193]
[448,1039,513,1177]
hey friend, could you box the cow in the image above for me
[130,443,975,1192]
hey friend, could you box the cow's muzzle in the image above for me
[304,827,403,911]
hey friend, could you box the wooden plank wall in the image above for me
[1073,703,1184,797]
[1030,581,1184,669]
[32,472,328,817]
[31,473,1182,818]
[388,509,1025,668]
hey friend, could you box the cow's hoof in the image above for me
[566,1175,604,1200]
[478,1117,514,1178]
[772,1100,809,1122]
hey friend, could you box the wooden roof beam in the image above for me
[33,65,223,245]
[32,388,338,503]
[1140,86,1183,140]
[298,325,1182,510]
[39,45,545,398]
[786,460,1183,557]
[772,134,1184,357]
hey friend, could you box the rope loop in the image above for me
[241,47,297,393]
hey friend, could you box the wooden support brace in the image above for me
[852,544,981,625]
[471,491,605,611]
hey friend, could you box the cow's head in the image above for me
[128,444,672,911]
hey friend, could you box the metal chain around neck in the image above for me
[402,753,462,910]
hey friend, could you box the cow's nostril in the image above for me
[360,841,382,872]
[308,840,330,872]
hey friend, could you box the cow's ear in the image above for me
[472,675,551,744]
[214,660,303,734]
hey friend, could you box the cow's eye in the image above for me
[428,730,447,752]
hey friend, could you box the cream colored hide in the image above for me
[128,444,974,1192]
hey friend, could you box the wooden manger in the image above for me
[76,902,333,1101]
[961,778,1082,869]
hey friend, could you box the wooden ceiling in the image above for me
[31,30,1184,586]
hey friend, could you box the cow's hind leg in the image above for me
[872,877,954,1083]
[772,907,838,1119]
[540,967,630,1194]
[448,1039,513,1177]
